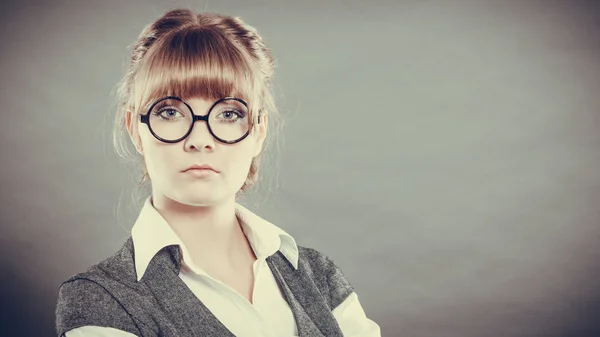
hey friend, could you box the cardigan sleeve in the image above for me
[55,278,144,337]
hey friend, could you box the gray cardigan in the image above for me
[55,236,354,336]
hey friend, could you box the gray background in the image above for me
[1,0,599,336]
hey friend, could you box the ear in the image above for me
[253,113,268,157]
[125,110,144,155]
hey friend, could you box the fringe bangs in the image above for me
[132,27,261,117]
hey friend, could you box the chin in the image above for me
[172,187,230,207]
[182,198,218,207]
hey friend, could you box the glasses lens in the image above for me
[148,98,193,141]
[208,98,251,142]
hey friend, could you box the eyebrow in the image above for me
[152,98,187,108]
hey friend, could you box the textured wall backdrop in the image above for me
[1,0,599,336]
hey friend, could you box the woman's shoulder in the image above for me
[56,237,139,311]
[55,238,147,336]
[55,274,144,337]
[55,270,140,336]
[60,237,137,287]
[294,245,356,308]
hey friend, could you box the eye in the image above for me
[216,109,244,122]
[153,107,184,120]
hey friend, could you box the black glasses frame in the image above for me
[140,96,260,144]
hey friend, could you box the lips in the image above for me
[183,164,219,173]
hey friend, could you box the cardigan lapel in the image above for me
[141,243,236,337]
[266,252,344,337]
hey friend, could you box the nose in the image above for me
[184,119,215,152]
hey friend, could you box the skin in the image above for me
[125,96,268,303]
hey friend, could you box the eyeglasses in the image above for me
[140,96,260,144]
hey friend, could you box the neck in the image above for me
[150,193,250,269]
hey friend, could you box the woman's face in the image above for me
[129,96,267,206]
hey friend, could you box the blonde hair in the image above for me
[112,9,278,194]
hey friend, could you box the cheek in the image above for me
[223,143,256,178]
[139,133,175,177]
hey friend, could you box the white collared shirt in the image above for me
[65,197,381,337]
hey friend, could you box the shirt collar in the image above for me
[131,197,299,282]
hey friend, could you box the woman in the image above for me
[55,8,381,337]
